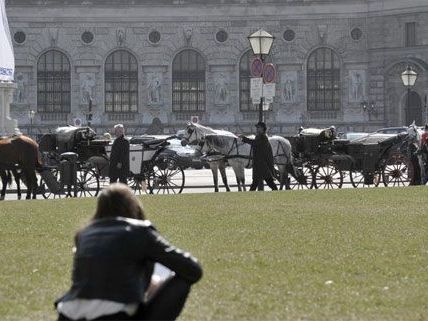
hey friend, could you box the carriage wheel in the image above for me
[129,176,149,195]
[289,165,314,190]
[147,165,185,195]
[314,163,343,189]
[76,168,100,197]
[382,153,413,187]
[38,169,65,199]
[349,168,381,188]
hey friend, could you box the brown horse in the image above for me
[0,135,42,200]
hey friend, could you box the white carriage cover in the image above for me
[0,0,14,81]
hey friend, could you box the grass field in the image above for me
[1,187,428,321]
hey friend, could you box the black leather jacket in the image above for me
[56,217,202,304]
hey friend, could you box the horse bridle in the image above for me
[182,127,201,146]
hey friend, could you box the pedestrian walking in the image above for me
[55,183,203,321]
[109,124,129,184]
[239,122,278,191]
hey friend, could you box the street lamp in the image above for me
[248,29,275,122]
[28,109,35,137]
[401,65,418,124]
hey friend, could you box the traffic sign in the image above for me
[191,115,199,123]
[250,58,264,78]
[250,77,263,101]
[263,63,276,83]
[263,83,276,99]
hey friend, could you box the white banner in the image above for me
[0,0,14,81]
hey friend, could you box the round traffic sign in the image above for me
[250,58,264,77]
[263,63,276,83]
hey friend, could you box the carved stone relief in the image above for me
[79,73,96,104]
[48,28,59,47]
[214,73,229,105]
[116,28,126,47]
[348,70,366,102]
[147,73,162,105]
[13,72,29,104]
[281,71,298,104]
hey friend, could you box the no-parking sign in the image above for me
[263,63,276,83]
[250,58,264,78]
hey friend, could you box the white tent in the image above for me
[0,0,14,82]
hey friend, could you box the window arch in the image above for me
[105,50,138,113]
[307,47,341,111]
[37,50,71,113]
[172,50,206,112]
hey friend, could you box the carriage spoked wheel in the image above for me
[381,153,413,187]
[129,175,149,195]
[76,168,100,197]
[38,169,66,199]
[313,162,343,189]
[289,165,314,190]
[147,162,185,195]
[349,166,381,188]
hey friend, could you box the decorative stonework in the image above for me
[281,71,298,104]
[348,70,366,102]
[13,72,29,105]
[79,73,96,105]
[214,73,229,105]
[147,73,162,105]
[116,28,126,47]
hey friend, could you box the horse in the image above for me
[406,122,425,184]
[0,135,42,199]
[180,123,234,192]
[182,123,304,190]
[0,168,22,200]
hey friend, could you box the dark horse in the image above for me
[0,135,42,200]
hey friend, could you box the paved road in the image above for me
[2,167,363,201]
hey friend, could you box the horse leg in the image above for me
[232,163,246,192]
[219,161,230,192]
[14,170,22,200]
[0,171,7,201]
[210,163,220,193]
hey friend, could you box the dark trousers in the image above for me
[250,176,278,191]
[109,176,127,185]
[58,276,191,321]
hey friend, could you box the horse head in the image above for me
[406,121,422,145]
[181,122,216,146]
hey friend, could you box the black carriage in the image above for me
[38,126,108,198]
[286,128,414,189]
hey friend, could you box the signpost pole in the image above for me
[259,55,264,122]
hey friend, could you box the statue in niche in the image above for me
[117,28,126,46]
[349,70,365,102]
[282,71,297,103]
[13,72,28,104]
[184,28,192,45]
[80,73,96,104]
[48,28,59,47]
[215,73,228,105]
[147,75,162,104]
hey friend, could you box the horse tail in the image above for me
[35,149,43,169]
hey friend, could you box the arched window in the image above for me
[307,47,341,111]
[37,50,71,113]
[105,50,138,113]
[172,50,206,112]
[239,50,256,112]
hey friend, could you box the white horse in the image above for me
[181,123,305,191]
[406,122,425,184]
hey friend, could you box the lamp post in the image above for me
[86,97,93,127]
[28,109,35,137]
[248,29,274,122]
[401,65,418,124]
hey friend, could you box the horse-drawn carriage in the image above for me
[38,126,186,197]
[287,127,414,189]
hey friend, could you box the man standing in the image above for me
[109,124,129,184]
[240,122,278,191]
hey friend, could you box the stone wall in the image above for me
[5,0,428,135]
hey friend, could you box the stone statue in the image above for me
[349,70,365,102]
[215,73,228,104]
[282,71,297,103]
[147,75,162,104]
[13,72,27,104]
[80,73,95,104]
[117,28,126,47]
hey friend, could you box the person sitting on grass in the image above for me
[55,183,203,321]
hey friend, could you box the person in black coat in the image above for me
[240,122,278,191]
[55,183,203,321]
[109,124,130,184]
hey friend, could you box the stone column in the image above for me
[0,81,20,135]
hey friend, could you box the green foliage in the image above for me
[1,188,428,321]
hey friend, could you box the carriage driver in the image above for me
[109,124,130,184]
[239,122,278,191]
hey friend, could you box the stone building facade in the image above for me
[5,0,428,135]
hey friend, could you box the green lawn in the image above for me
[1,188,428,321]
